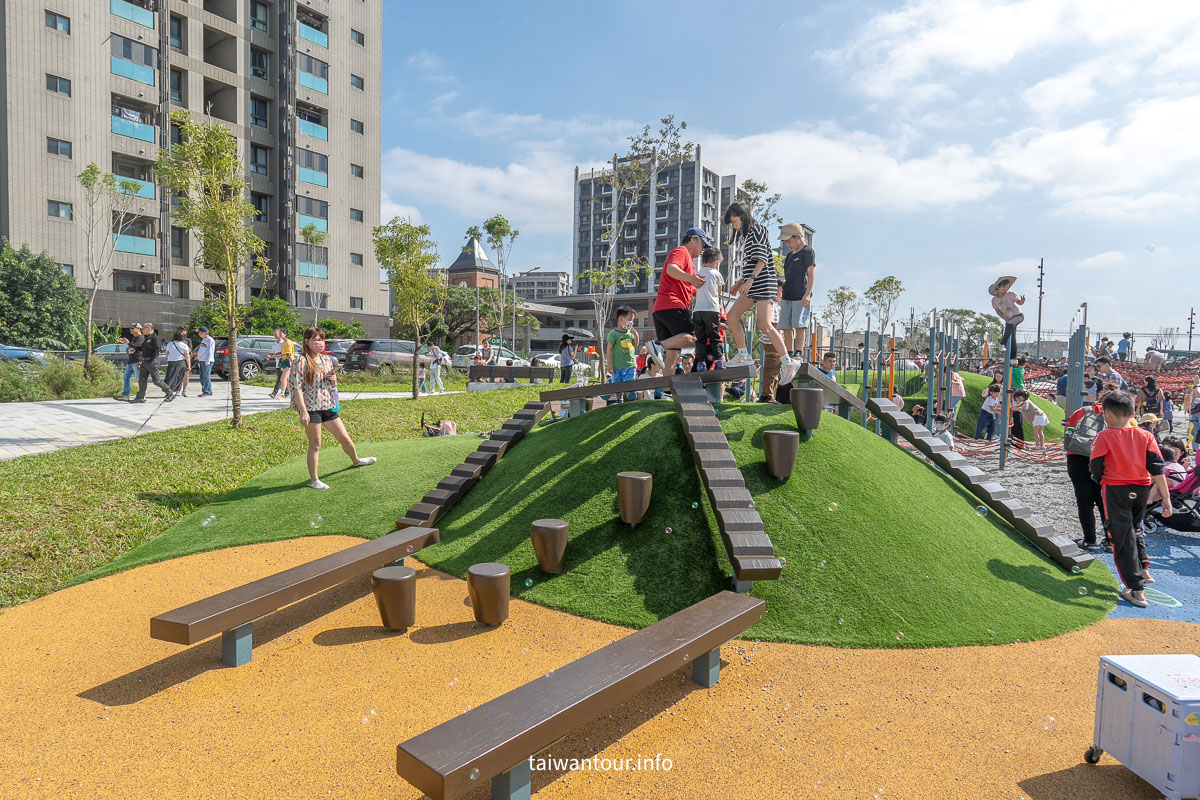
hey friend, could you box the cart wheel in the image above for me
[1084,745,1103,764]
[1143,516,1160,535]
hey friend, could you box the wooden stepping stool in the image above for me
[531,518,568,573]
[371,565,416,631]
[616,471,653,526]
[467,562,510,625]
[762,429,799,479]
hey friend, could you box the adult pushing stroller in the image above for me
[1143,465,1200,534]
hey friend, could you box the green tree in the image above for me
[315,318,368,340]
[187,295,301,338]
[463,225,483,253]
[823,285,861,349]
[734,178,783,232]
[156,110,267,427]
[929,308,1002,358]
[0,239,85,350]
[578,258,650,376]
[483,214,520,344]
[374,217,445,398]
[864,276,905,334]
[297,223,330,325]
[77,163,145,366]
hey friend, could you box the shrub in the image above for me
[0,360,49,402]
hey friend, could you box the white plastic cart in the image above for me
[1087,654,1200,800]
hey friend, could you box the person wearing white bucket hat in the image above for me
[989,275,1025,364]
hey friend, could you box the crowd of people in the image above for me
[113,322,215,403]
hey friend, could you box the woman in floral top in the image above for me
[290,326,376,490]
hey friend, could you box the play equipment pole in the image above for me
[926,310,936,431]
[1066,324,1086,420]
[810,316,819,363]
[861,317,871,428]
[887,324,896,402]
[875,330,886,435]
[999,343,1012,470]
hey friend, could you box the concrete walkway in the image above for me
[0,383,458,461]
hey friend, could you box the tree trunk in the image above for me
[227,289,241,427]
[412,324,420,400]
[85,289,97,369]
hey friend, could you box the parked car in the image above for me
[343,338,432,373]
[0,343,48,368]
[63,342,170,371]
[530,352,561,367]
[450,345,530,369]
[214,335,292,381]
[324,339,356,372]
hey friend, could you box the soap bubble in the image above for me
[838,618,844,625]
[683,652,689,660]
[896,632,905,641]
[200,515,215,527]
[406,544,414,553]
[524,578,534,587]
[827,502,838,512]
[309,514,324,529]
[691,501,699,509]
[1129,492,1137,499]
[1043,716,1058,731]
[1071,566,1081,574]
[665,527,672,534]
[1078,586,1088,596]
[469,768,479,781]
[975,506,988,517]
[1145,245,1155,253]
[779,557,787,566]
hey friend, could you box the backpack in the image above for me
[1142,387,1163,415]
[1064,407,1106,457]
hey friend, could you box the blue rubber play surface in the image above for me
[1102,528,1200,622]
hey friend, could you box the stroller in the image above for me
[1144,465,1200,534]
[420,411,457,438]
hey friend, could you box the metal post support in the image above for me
[998,349,1012,470]
[1066,325,1086,420]
[926,314,937,432]
[860,323,871,428]
[875,330,885,435]
[491,758,532,800]
[221,623,253,667]
[691,647,722,687]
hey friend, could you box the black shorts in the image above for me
[306,408,340,424]
[692,310,722,344]
[653,308,694,343]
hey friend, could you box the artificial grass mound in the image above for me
[76,435,479,584]
[909,370,1065,439]
[422,401,1116,648]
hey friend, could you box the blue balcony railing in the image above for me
[118,177,156,200]
[297,214,328,233]
[111,0,155,29]
[297,118,328,141]
[298,261,329,279]
[111,115,155,142]
[111,56,155,86]
[298,167,328,187]
[114,234,157,256]
[298,71,328,94]
[298,23,328,48]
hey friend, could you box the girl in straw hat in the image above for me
[989,275,1025,363]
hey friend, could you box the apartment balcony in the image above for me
[111,56,155,86]
[298,167,328,187]
[297,214,327,233]
[298,71,328,94]
[111,115,155,142]
[113,234,157,256]
[298,261,329,279]
[119,176,156,200]
[298,22,328,48]
[298,119,328,141]
[111,0,155,29]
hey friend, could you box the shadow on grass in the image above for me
[986,558,1116,606]
[77,575,372,706]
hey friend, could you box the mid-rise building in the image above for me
[507,269,571,301]
[0,0,387,333]
[571,145,736,294]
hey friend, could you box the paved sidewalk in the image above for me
[0,384,456,461]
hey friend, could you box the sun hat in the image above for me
[779,222,805,240]
[988,276,1018,296]
[1139,413,1162,426]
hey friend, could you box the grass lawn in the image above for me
[0,386,541,606]
[418,402,1115,647]
[247,366,472,394]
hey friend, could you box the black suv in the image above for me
[214,336,288,381]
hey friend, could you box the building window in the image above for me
[46,74,71,96]
[297,196,328,219]
[350,296,364,310]
[350,118,364,134]
[250,1,269,33]
[250,47,269,80]
[48,200,72,219]
[350,28,364,45]
[251,192,269,219]
[350,252,364,266]
[169,15,183,49]
[171,227,186,259]
[298,53,328,80]
[45,10,70,33]
[250,96,269,128]
[46,137,72,158]
[60,263,74,276]
[250,145,269,175]
[296,147,328,172]
[170,123,183,145]
[171,279,190,299]
[114,270,154,294]
[170,69,184,102]
[350,163,364,178]
[111,35,156,68]
[350,74,364,90]
[349,208,364,222]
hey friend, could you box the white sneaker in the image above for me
[726,353,755,368]
[353,456,377,467]
[779,356,800,386]
[309,480,330,490]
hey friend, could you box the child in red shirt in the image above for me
[1089,391,1173,607]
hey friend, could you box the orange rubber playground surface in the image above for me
[2,536,1196,800]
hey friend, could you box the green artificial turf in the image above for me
[78,436,479,583]
[419,402,1116,647]
[908,371,1065,439]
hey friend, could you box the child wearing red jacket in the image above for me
[1089,391,1173,608]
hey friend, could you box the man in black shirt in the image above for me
[115,322,144,401]
[777,222,816,360]
[132,322,174,403]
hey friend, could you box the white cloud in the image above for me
[379,190,423,225]
[431,108,635,146]
[406,50,455,83]
[1075,250,1127,269]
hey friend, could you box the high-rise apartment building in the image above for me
[507,269,571,301]
[0,0,387,333]
[571,145,736,294]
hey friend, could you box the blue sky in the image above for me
[379,1,1200,343]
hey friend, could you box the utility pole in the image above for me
[1035,258,1044,359]
[1189,307,1196,351]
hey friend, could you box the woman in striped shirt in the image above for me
[723,203,797,385]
